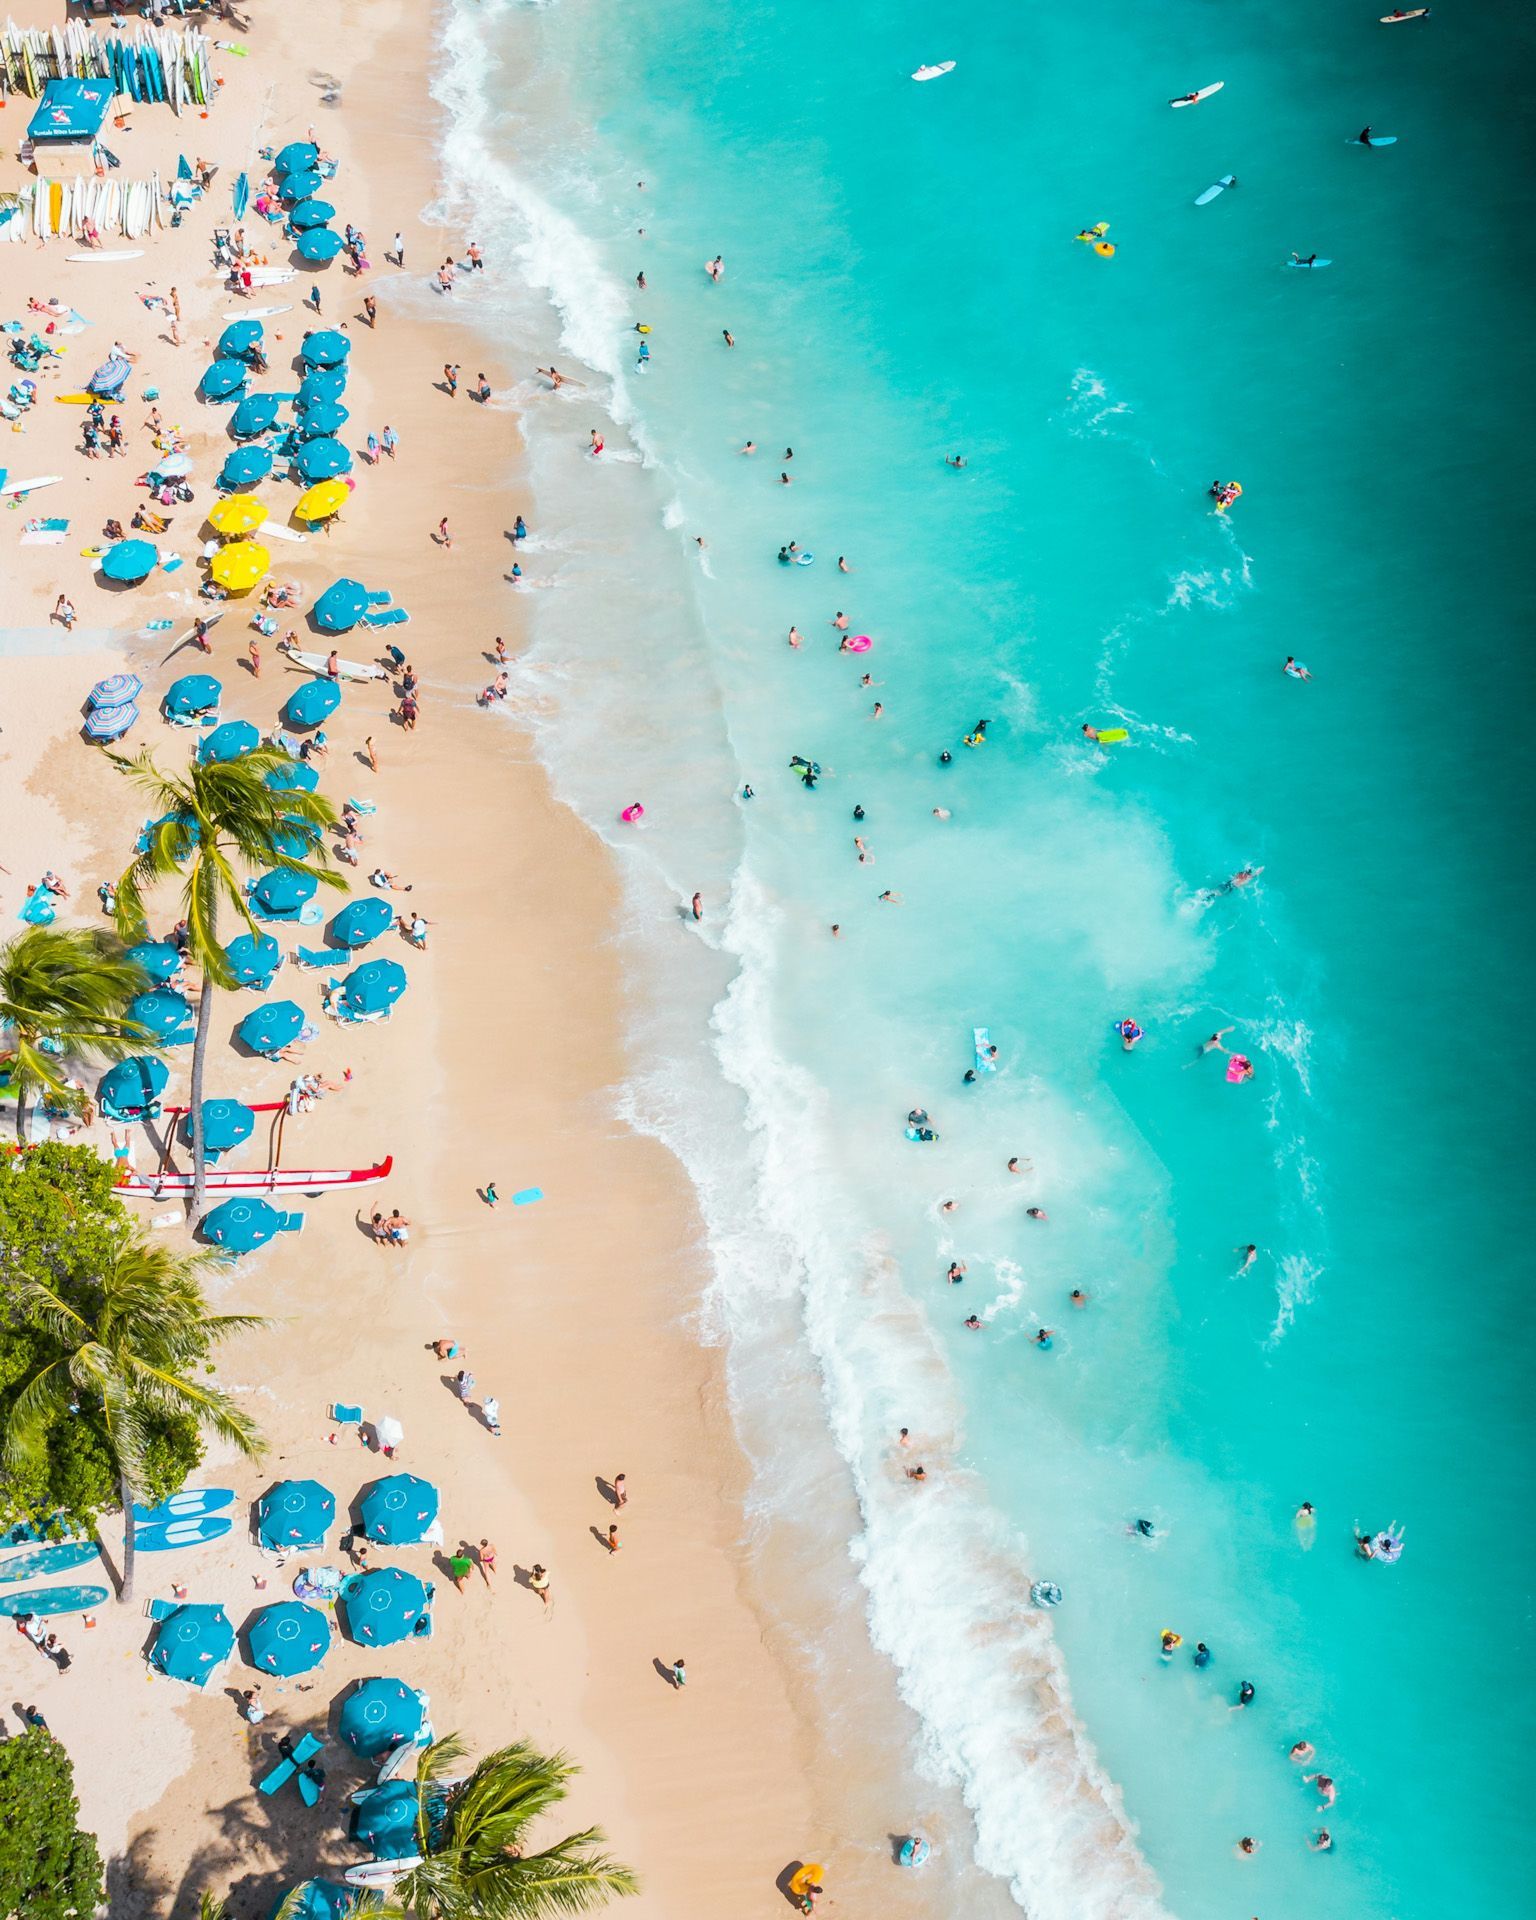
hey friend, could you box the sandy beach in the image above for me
[0,2,866,1912]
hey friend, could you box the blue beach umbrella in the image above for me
[296,227,345,265]
[223,931,281,987]
[359,1474,439,1546]
[89,672,142,708]
[252,868,318,917]
[265,759,319,795]
[125,939,180,982]
[287,199,335,231]
[284,678,342,729]
[274,141,319,175]
[127,988,194,1042]
[199,720,261,764]
[218,319,264,359]
[151,1603,234,1686]
[341,1567,431,1649]
[246,1600,332,1676]
[330,896,393,949]
[164,672,222,717]
[280,167,325,203]
[297,400,349,439]
[300,330,351,369]
[312,578,368,632]
[338,1676,424,1757]
[297,369,347,410]
[352,1779,422,1855]
[271,1884,357,1920]
[257,1478,336,1549]
[341,958,407,1018]
[230,392,283,439]
[200,358,249,401]
[184,1097,255,1156]
[271,818,322,859]
[202,1195,282,1252]
[238,999,305,1053]
[83,701,139,741]
[99,538,158,583]
[219,443,275,488]
[98,1054,167,1118]
[291,436,353,482]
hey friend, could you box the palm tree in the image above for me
[1,1234,268,1604]
[0,926,150,1142]
[383,1736,640,1919]
[109,747,343,1217]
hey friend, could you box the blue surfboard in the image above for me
[133,1516,232,1552]
[132,1488,235,1526]
[0,1541,101,1585]
[1350,134,1397,146]
[0,1584,109,1616]
[973,1027,998,1074]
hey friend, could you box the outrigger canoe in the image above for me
[117,1156,392,1198]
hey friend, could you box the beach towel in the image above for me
[19,892,56,926]
[20,528,66,546]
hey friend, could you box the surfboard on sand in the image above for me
[0,1584,109,1616]
[133,1515,232,1552]
[1194,174,1237,205]
[66,250,143,262]
[0,1541,101,1585]
[1170,82,1223,107]
[132,1487,235,1526]
[0,475,63,496]
[912,61,955,81]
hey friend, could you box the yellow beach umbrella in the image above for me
[294,479,350,522]
[209,541,271,594]
[208,495,269,536]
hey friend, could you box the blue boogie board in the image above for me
[0,1541,101,1585]
[0,1584,109,1616]
[133,1516,233,1552]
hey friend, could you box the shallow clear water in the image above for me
[434,0,1536,1913]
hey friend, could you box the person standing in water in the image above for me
[1236,1244,1258,1274]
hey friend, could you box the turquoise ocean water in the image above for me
[433,0,1536,1912]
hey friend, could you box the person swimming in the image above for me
[1134,1518,1157,1539]
[1117,1017,1144,1050]
[963,718,989,747]
[1160,1629,1182,1656]
[1193,1642,1213,1668]
[1295,1501,1317,1546]
[1034,1327,1054,1349]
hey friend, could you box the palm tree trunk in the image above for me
[189,946,216,1222]
[118,1468,137,1604]
[14,1083,27,1143]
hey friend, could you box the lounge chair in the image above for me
[331,1403,363,1427]
[258,1730,323,1797]
[275,1212,305,1234]
[294,945,340,971]
[362,608,410,628]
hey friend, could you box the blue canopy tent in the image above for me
[199,720,261,764]
[340,1567,432,1649]
[358,1474,439,1547]
[246,1601,332,1677]
[297,400,349,439]
[287,199,335,231]
[274,140,320,175]
[223,931,282,987]
[230,393,284,439]
[164,672,222,717]
[312,578,368,633]
[202,1196,286,1253]
[257,1478,336,1550]
[217,320,265,360]
[280,168,325,203]
[338,1676,425,1758]
[200,358,250,402]
[284,679,342,729]
[292,437,353,482]
[238,999,305,1054]
[28,78,111,144]
[151,1604,234,1687]
[126,989,195,1045]
[330,897,394,949]
[182,1098,255,1160]
[265,759,320,794]
[298,370,347,409]
[125,940,181,982]
[98,1055,168,1121]
[299,330,351,370]
[219,444,275,488]
[251,869,318,919]
[99,539,158,584]
[296,228,345,265]
[340,959,408,1020]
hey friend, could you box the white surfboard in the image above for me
[912,61,955,81]
[1194,174,1237,205]
[1380,7,1429,19]
[281,647,385,682]
[65,249,143,262]
[220,305,292,321]
[0,475,63,496]
[1170,82,1223,107]
[263,523,307,543]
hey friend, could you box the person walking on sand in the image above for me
[381,424,398,459]
[53,594,76,630]
[613,1472,628,1507]
[481,1395,502,1437]
[455,1368,477,1404]
[449,1549,474,1594]
[670,1655,687,1689]
[691,891,703,921]
[363,294,378,329]
[606,1523,621,1554]
[444,363,459,398]
[437,518,452,550]
[364,735,379,772]
[248,637,261,678]
[392,232,404,266]
[529,1564,551,1607]
[478,1539,498,1584]
[590,428,604,456]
